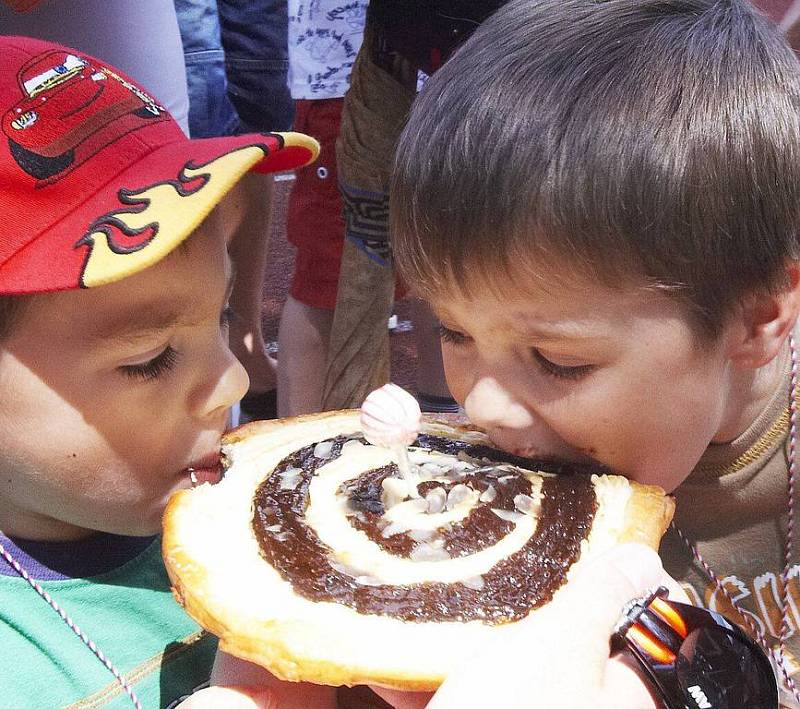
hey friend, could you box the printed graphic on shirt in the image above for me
[3,50,166,183]
[288,1,367,99]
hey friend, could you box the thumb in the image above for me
[548,544,663,682]
[568,543,664,616]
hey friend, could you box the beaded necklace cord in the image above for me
[0,539,143,708]
[0,471,206,708]
[673,332,800,705]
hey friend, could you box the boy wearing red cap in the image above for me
[0,35,324,708]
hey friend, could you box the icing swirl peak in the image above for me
[360,383,422,448]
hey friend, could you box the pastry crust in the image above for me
[162,411,674,690]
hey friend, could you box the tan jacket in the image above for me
[662,345,800,707]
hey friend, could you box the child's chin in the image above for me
[625,470,684,494]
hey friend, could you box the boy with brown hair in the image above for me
[0,34,326,708]
[385,0,800,705]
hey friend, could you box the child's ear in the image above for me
[728,260,800,369]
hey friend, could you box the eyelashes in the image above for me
[530,349,594,381]
[437,325,594,381]
[120,305,237,383]
[120,345,180,382]
[438,324,471,345]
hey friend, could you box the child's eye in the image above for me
[120,346,180,382]
[438,324,471,345]
[532,349,593,381]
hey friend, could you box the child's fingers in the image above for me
[367,687,434,709]
[176,686,278,709]
[562,543,664,628]
[210,651,336,708]
[657,569,691,604]
[602,653,661,709]
[551,544,664,669]
[514,543,665,701]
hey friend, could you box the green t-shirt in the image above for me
[0,537,216,709]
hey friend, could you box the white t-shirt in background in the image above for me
[288,0,367,100]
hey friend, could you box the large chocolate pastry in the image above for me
[162,411,674,690]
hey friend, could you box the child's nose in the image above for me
[192,346,250,421]
[463,375,533,430]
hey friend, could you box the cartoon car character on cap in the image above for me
[2,50,166,181]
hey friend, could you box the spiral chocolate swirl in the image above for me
[252,435,597,624]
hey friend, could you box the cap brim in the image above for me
[0,131,319,294]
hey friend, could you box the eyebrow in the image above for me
[93,268,236,346]
[436,307,609,344]
[512,320,608,343]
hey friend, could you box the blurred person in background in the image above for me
[175,0,294,422]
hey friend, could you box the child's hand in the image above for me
[372,544,672,709]
[211,652,337,709]
[176,685,277,708]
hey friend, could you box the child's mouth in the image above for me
[184,454,222,486]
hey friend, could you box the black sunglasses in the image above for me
[612,587,779,709]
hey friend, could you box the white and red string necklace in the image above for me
[672,332,800,705]
[0,537,143,708]
[0,471,209,707]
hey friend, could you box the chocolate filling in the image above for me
[253,435,598,624]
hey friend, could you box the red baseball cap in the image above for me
[0,36,320,295]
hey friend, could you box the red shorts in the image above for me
[287,98,346,310]
[287,98,406,309]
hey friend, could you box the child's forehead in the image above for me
[83,298,186,345]
[426,263,678,331]
[27,230,231,346]
[425,258,618,308]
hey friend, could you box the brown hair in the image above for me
[390,0,800,340]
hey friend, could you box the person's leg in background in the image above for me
[278,295,334,415]
[319,21,412,411]
[225,170,279,419]
[322,20,456,412]
[174,0,240,139]
[278,99,344,417]
[218,0,294,421]
[175,0,279,421]
[411,299,460,413]
[217,0,294,134]
[176,0,293,420]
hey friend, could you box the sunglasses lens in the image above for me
[675,625,778,709]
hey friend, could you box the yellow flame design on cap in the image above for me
[79,144,267,288]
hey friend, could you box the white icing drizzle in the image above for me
[305,445,545,586]
[360,384,422,498]
[392,443,420,498]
